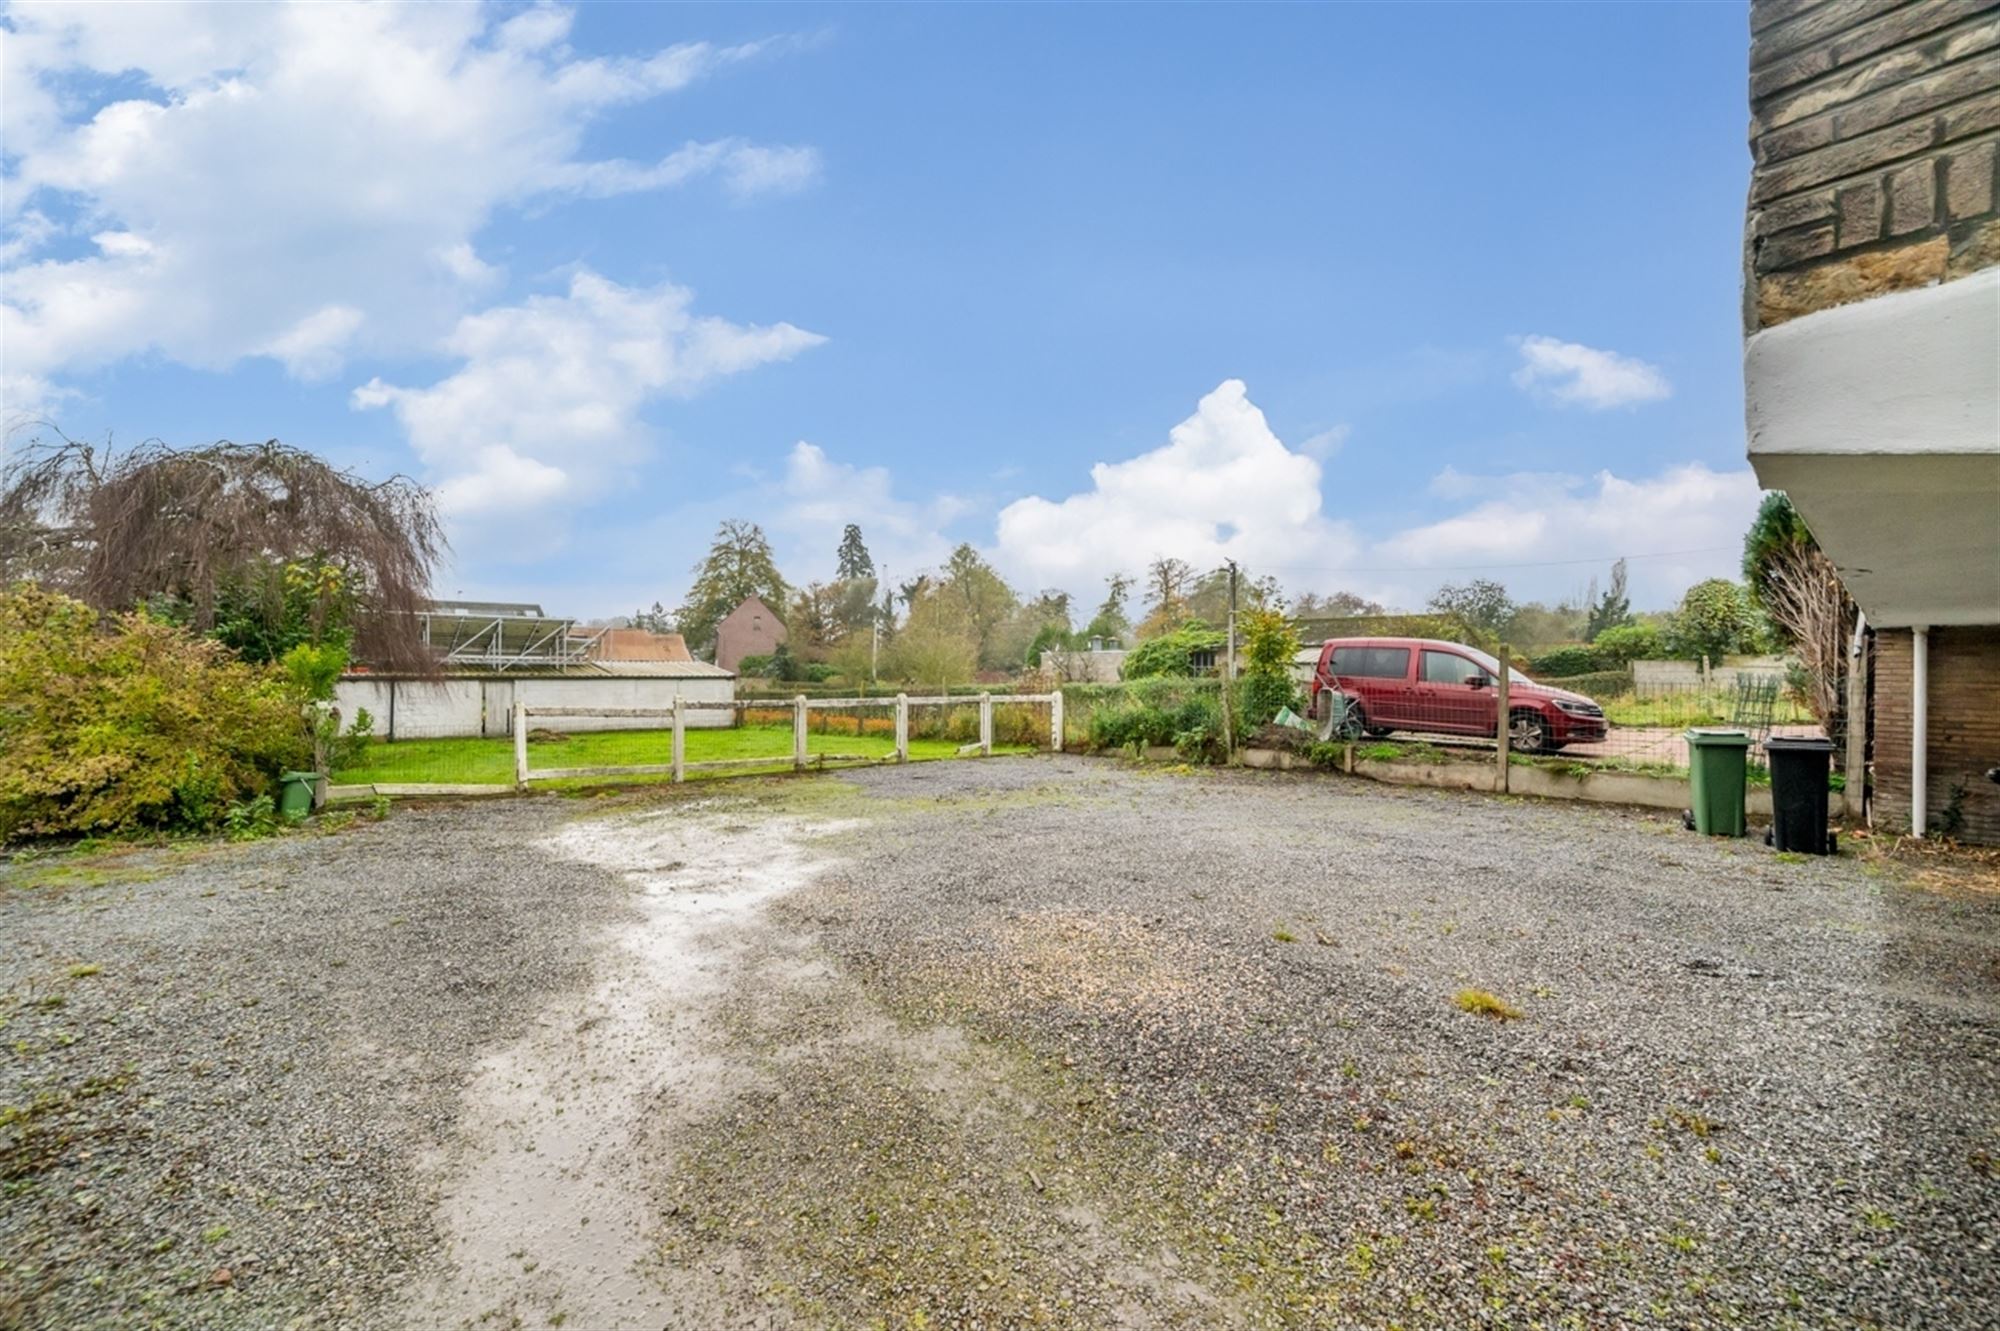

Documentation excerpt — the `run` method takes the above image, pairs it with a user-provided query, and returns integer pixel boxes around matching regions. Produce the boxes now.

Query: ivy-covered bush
[1590,622,1665,666]
[0,584,309,840]
[1527,644,1602,678]
[1122,619,1226,679]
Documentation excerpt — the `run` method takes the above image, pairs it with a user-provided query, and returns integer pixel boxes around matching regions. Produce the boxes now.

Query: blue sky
[2,2,1763,619]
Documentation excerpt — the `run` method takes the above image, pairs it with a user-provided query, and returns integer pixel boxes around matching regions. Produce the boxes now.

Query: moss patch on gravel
[657,949,1349,1329]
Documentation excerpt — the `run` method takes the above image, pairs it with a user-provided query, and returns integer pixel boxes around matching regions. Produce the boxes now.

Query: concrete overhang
[1746,268,2000,628]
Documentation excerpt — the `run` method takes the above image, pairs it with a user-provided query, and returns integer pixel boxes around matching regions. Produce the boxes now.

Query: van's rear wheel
[1509,710,1549,754]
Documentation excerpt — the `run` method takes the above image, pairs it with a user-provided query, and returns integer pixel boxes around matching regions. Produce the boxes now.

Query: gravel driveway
[4,758,1996,1329]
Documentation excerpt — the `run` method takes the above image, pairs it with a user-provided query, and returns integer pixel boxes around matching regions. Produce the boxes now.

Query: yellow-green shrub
[0,584,309,840]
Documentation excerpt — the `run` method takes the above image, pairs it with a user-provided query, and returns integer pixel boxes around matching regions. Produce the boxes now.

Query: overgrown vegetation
[1237,608,1300,727]
[0,435,442,672]
[1120,618,1226,680]
[0,584,308,840]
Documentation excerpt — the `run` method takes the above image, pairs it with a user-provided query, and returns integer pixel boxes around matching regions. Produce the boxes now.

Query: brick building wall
[1747,0,2000,331]
[714,596,786,673]
[1870,627,2000,840]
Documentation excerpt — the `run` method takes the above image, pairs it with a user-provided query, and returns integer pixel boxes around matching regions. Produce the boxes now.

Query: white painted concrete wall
[334,676,735,739]
[1631,656,1789,693]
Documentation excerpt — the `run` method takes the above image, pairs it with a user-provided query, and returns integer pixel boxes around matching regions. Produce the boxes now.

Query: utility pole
[1224,559,1238,756]
[871,566,884,687]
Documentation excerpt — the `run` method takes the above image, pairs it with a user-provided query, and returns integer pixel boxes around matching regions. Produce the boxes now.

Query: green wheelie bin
[279,771,320,821]
[1684,728,1750,837]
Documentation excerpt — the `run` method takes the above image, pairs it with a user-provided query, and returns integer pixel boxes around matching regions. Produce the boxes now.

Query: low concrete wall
[1632,656,1788,693]
[1236,746,1838,820]
[335,675,735,740]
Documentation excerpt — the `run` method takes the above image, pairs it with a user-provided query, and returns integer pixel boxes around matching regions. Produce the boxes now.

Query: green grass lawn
[1599,692,1815,728]
[332,724,1017,787]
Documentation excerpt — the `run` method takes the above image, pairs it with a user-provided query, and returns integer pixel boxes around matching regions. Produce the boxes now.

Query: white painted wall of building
[1745,268,2000,628]
[335,675,735,739]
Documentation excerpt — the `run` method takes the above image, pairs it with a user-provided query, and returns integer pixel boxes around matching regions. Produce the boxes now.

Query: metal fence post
[979,692,993,756]
[1494,646,1511,794]
[1050,690,1064,753]
[895,693,910,763]
[794,695,808,771]
[513,702,529,790]
[671,698,685,784]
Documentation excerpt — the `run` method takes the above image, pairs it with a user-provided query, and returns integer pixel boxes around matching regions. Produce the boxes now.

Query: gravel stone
[4,757,1996,1330]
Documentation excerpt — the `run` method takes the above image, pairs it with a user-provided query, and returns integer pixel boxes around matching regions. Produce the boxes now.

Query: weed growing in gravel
[1452,989,1523,1020]
[1272,927,1298,943]
[66,964,100,979]
[222,795,281,842]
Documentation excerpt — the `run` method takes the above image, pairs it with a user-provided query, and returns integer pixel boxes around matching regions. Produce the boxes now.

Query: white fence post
[671,697,685,784]
[1050,689,1064,753]
[513,702,529,789]
[979,692,993,756]
[794,695,808,771]
[1494,646,1511,794]
[895,693,910,763]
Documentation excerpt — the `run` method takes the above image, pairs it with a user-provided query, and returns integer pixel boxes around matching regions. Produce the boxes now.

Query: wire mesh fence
[1304,657,1819,779]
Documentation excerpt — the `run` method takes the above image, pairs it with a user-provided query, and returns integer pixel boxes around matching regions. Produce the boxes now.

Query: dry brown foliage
[1,433,443,672]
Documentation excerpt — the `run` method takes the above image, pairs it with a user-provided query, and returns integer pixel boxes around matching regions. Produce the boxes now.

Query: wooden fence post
[1050,690,1064,753]
[979,692,993,756]
[895,693,910,763]
[513,702,529,790]
[1494,646,1511,794]
[794,695,809,771]
[671,697,685,784]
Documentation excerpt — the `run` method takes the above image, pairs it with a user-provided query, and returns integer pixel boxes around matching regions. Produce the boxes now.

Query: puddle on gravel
[398,807,859,1331]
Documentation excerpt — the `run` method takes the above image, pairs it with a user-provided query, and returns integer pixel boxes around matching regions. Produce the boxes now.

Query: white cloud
[262,305,365,382]
[1298,424,1351,461]
[774,442,965,581]
[0,2,815,410]
[1511,335,1671,409]
[1372,463,1762,608]
[992,379,1362,602]
[352,270,823,550]
[553,139,822,201]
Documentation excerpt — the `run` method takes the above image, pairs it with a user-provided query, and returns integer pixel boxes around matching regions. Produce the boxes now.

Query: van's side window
[1420,651,1483,685]
[1332,647,1411,679]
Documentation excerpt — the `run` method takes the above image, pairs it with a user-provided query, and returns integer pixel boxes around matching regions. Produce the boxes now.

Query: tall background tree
[677,520,788,657]
[1666,578,1762,663]
[630,601,675,634]
[1427,579,1515,638]
[1085,572,1133,643]
[0,435,442,671]
[1583,559,1632,641]
[1138,556,1195,637]
[937,543,1018,669]
[1293,590,1386,618]
[835,524,875,581]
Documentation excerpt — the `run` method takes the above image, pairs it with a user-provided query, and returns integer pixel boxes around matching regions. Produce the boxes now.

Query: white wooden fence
[513,692,1063,788]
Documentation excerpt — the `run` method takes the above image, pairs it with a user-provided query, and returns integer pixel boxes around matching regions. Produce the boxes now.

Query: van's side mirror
[1469,674,1491,689]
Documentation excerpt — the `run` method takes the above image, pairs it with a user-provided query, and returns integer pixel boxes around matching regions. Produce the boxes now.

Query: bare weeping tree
[0,433,444,672]
[1759,541,1857,736]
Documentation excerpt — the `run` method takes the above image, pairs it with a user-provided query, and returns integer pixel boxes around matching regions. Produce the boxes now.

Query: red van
[1307,637,1606,752]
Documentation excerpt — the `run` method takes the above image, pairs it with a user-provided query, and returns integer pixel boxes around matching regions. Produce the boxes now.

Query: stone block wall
[1747,0,2000,330]
[1871,626,2000,841]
